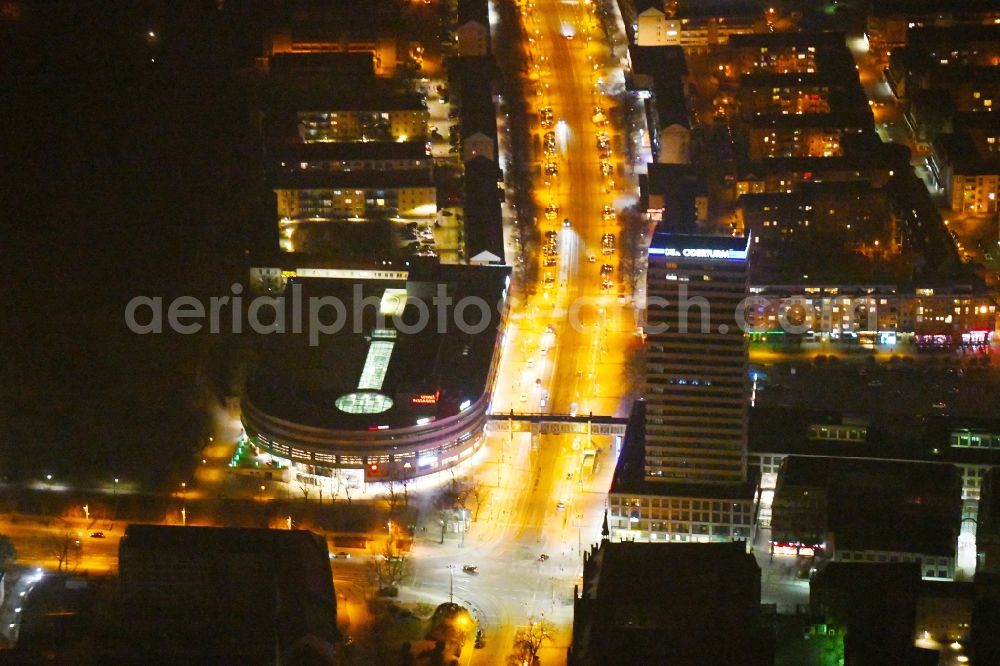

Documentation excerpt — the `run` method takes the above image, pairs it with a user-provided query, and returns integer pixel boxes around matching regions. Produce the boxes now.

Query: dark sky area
[1,1,266,487]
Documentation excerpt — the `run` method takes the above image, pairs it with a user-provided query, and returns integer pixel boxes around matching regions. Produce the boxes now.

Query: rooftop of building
[245,263,509,431]
[774,455,961,556]
[905,23,1000,47]
[934,132,1000,175]
[675,0,761,20]
[627,44,688,79]
[870,0,1000,18]
[463,157,504,260]
[118,524,337,660]
[751,406,1000,467]
[449,56,499,138]
[588,540,760,606]
[457,0,489,26]
[271,168,435,190]
[267,52,376,78]
[572,538,770,665]
[264,140,431,163]
[813,561,921,595]
[728,31,848,50]
[121,524,329,554]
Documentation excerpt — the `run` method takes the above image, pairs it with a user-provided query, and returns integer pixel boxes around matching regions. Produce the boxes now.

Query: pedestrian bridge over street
[486,411,628,436]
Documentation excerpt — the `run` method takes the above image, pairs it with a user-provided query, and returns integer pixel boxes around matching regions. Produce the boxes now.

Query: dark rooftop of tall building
[118,524,338,662]
[570,539,771,665]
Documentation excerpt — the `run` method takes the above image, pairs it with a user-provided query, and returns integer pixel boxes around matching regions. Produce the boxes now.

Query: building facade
[643,233,751,485]
[608,234,758,544]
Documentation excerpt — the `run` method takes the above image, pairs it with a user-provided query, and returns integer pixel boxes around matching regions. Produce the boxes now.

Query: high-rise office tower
[643,233,751,484]
[607,233,756,543]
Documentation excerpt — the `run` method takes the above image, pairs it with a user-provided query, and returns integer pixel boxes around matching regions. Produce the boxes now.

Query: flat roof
[265,141,431,163]
[907,24,1000,46]
[271,169,435,190]
[268,52,375,78]
[246,263,509,431]
[676,0,760,20]
[751,406,1000,467]
[775,456,961,555]
[870,0,999,17]
[464,157,504,260]
[728,31,847,49]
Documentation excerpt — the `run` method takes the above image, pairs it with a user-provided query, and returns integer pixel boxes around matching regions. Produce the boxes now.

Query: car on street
[544,161,558,176]
[545,203,559,220]
[600,161,613,177]
[600,264,613,276]
[538,554,550,561]
[89,531,105,539]
[601,233,616,254]
[562,218,572,227]
[588,254,596,263]
[556,501,565,511]
[462,565,479,574]
[331,551,351,559]
[602,205,615,220]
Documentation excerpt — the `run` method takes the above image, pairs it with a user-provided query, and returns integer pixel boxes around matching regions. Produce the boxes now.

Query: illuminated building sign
[411,391,439,405]
[649,234,752,261]
[771,541,819,557]
[649,247,748,260]
[293,268,409,280]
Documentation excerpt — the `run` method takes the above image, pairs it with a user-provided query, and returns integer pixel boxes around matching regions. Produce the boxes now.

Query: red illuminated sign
[411,391,439,405]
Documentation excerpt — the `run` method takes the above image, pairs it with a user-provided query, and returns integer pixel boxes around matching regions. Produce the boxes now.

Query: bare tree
[508,615,554,666]
[369,532,408,593]
[296,476,312,502]
[339,472,358,506]
[50,532,82,573]
[382,475,402,513]
[465,479,488,522]
[330,471,343,504]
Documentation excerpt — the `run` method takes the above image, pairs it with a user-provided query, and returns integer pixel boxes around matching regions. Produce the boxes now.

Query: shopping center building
[241,261,510,488]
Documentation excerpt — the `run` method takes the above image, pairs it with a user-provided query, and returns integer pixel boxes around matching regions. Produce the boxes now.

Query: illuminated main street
[400,1,638,663]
